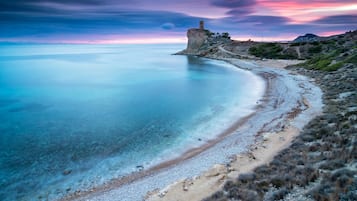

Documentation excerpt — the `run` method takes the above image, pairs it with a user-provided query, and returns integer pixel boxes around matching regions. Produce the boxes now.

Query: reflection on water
[186,55,205,65]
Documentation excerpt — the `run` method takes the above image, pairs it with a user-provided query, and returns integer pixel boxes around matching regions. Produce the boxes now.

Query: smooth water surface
[0,44,264,200]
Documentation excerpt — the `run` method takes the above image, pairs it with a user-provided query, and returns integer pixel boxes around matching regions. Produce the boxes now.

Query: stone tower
[199,20,204,30]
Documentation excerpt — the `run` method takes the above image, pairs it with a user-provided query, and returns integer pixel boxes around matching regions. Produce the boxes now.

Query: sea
[0,44,264,200]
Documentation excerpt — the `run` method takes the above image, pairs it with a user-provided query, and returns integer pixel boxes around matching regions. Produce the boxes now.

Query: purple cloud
[211,0,256,8]
[238,15,289,24]
[0,0,355,42]
[313,15,357,25]
[211,0,257,18]
[226,8,253,17]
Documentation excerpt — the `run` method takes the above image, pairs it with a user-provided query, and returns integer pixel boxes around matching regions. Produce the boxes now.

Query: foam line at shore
[65,58,323,201]
[144,59,266,169]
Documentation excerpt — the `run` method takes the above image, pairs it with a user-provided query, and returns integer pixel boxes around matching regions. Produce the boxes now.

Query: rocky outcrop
[176,29,234,56]
[176,21,236,56]
[186,28,208,53]
[177,28,209,55]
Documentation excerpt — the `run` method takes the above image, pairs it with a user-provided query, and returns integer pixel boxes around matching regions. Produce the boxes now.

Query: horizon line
[0,30,352,45]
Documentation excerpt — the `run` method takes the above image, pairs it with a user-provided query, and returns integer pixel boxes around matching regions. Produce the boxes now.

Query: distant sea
[0,44,264,200]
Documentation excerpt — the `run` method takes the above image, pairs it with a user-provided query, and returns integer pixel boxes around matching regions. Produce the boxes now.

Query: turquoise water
[0,44,264,200]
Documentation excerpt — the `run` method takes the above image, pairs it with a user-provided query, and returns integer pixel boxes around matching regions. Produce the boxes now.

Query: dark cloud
[313,15,357,25]
[211,0,256,8]
[0,0,205,40]
[0,0,135,13]
[0,6,202,38]
[226,8,254,17]
[212,0,257,18]
[0,0,106,8]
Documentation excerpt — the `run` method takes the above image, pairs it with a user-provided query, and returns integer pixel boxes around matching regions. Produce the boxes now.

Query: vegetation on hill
[300,31,357,71]
[205,56,357,201]
[181,28,355,72]
[303,49,356,71]
[249,43,298,59]
[183,30,356,201]
[203,30,356,201]
[248,30,357,71]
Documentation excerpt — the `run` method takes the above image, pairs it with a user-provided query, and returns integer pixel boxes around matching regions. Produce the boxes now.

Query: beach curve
[63,58,323,201]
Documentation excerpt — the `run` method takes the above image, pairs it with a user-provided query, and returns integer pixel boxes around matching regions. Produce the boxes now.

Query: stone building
[199,21,204,30]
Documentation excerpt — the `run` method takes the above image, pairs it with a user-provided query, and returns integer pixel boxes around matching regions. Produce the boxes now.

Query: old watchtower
[199,20,204,30]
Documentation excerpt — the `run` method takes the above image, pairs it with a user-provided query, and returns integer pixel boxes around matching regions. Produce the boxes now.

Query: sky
[0,0,356,43]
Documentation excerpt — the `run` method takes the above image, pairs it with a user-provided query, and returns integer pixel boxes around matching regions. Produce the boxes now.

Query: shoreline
[59,57,266,201]
[65,57,323,201]
[145,58,323,201]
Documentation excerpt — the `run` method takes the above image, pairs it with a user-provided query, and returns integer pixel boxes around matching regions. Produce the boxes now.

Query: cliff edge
[176,20,209,55]
[184,28,209,54]
[176,21,232,56]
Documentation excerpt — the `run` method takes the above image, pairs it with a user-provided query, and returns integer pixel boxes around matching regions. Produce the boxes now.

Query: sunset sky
[1,0,356,43]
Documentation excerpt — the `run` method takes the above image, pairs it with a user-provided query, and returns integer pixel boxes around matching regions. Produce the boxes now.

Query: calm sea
[0,44,264,200]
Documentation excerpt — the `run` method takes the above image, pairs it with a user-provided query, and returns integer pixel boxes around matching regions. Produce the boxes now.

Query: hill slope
[179,30,357,71]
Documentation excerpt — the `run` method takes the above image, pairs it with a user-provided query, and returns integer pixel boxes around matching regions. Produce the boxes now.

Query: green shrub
[222,32,230,39]
[338,40,345,45]
[316,59,331,69]
[325,62,343,71]
[321,40,335,45]
[249,43,285,59]
[290,42,301,46]
[249,46,258,53]
[308,45,322,54]
[345,54,357,64]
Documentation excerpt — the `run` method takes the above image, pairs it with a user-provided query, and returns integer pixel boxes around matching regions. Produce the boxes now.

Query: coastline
[202,61,356,200]
[65,57,323,201]
[146,58,322,201]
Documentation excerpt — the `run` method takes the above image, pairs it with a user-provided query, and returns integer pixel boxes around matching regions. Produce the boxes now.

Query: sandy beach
[145,59,322,201]
[65,58,323,201]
